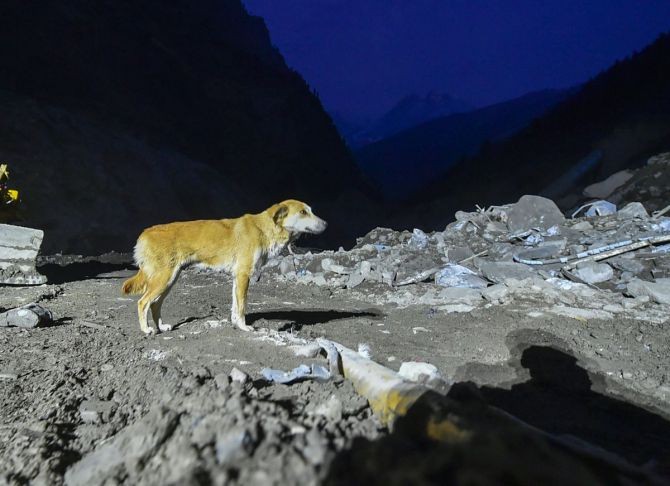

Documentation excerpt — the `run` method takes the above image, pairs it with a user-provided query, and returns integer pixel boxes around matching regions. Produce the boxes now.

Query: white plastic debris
[261,364,330,384]
[523,233,544,246]
[545,225,560,236]
[572,200,616,218]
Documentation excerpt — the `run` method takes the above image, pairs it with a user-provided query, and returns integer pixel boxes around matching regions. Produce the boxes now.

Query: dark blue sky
[243,1,670,120]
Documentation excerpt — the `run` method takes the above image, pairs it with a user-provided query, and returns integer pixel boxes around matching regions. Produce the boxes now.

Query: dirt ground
[2,255,670,484]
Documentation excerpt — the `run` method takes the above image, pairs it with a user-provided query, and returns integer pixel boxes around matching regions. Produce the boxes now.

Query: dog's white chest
[266,242,286,260]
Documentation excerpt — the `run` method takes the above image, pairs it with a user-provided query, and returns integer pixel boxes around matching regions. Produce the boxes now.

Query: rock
[79,399,117,424]
[346,272,365,289]
[583,170,633,199]
[482,284,510,304]
[434,264,488,289]
[437,287,482,306]
[616,202,649,220]
[409,228,428,249]
[279,257,294,275]
[0,303,52,328]
[64,407,178,486]
[647,152,670,166]
[216,428,253,465]
[478,261,536,284]
[571,221,593,231]
[0,224,47,285]
[573,261,614,284]
[549,306,613,321]
[398,361,441,384]
[313,395,343,422]
[229,368,250,385]
[437,304,475,313]
[304,428,328,466]
[321,258,351,275]
[445,246,474,263]
[359,261,372,278]
[626,278,670,305]
[506,195,565,233]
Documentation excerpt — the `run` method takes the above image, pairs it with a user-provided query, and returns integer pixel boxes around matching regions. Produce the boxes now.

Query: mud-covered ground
[2,250,670,484]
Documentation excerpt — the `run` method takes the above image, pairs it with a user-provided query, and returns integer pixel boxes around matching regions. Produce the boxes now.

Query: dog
[122,200,327,335]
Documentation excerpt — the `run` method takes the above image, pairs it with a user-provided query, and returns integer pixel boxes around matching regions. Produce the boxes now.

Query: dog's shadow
[247,308,383,331]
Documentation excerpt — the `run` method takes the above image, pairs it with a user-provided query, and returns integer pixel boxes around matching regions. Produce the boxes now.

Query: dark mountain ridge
[0,0,374,252]
[356,88,572,199]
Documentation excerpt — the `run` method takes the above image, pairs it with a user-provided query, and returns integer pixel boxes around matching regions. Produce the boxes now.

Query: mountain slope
[356,89,571,199]
[0,0,373,253]
[336,92,471,148]
[411,32,670,223]
[364,92,472,143]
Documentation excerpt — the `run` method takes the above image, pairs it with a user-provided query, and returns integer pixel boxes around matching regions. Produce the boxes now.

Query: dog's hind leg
[231,270,253,332]
[151,295,171,332]
[150,268,181,332]
[137,270,173,335]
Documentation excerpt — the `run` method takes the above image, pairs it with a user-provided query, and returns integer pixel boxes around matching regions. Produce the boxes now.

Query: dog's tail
[122,269,147,295]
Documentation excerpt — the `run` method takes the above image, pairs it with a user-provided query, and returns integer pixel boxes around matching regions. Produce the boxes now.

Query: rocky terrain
[2,169,670,483]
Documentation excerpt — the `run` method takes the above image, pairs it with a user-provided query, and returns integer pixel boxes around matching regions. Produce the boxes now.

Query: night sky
[243,0,670,120]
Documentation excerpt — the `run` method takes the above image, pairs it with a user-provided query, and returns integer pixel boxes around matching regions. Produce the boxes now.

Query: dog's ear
[273,205,289,226]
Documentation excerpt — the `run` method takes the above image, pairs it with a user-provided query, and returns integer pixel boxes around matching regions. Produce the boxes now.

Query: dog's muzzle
[311,218,328,234]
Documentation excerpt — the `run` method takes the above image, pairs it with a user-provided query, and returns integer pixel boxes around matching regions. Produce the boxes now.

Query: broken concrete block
[478,261,536,284]
[616,202,649,220]
[626,278,670,305]
[437,287,482,306]
[346,272,365,289]
[0,224,47,285]
[506,195,565,233]
[482,284,510,304]
[434,264,487,289]
[0,303,52,328]
[573,261,614,284]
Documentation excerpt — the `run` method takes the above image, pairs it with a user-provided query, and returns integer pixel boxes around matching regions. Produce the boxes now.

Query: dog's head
[271,200,327,235]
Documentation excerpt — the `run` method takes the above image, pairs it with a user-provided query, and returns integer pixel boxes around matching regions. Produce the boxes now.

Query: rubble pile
[269,194,670,324]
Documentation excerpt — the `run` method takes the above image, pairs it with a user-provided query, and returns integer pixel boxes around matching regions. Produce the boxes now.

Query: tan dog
[122,200,327,335]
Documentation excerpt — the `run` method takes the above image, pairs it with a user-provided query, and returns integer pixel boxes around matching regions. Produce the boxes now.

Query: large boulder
[506,195,565,233]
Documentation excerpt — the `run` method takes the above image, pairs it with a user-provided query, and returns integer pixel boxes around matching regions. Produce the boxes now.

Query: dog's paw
[158,322,173,332]
[232,314,253,332]
[142,327,157,336]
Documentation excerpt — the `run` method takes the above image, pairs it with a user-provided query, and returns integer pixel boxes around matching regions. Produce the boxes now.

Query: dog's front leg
[231,270,253,332]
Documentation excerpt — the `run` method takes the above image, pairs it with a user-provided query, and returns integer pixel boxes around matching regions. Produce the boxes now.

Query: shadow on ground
[247,308,383,331]
[38,261,135,284]
[324,330,670,485]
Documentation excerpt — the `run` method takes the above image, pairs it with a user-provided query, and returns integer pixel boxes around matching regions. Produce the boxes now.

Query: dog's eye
[300,209,307,215]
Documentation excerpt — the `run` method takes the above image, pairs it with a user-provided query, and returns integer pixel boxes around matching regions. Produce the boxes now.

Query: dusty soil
[2,253,670,484]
